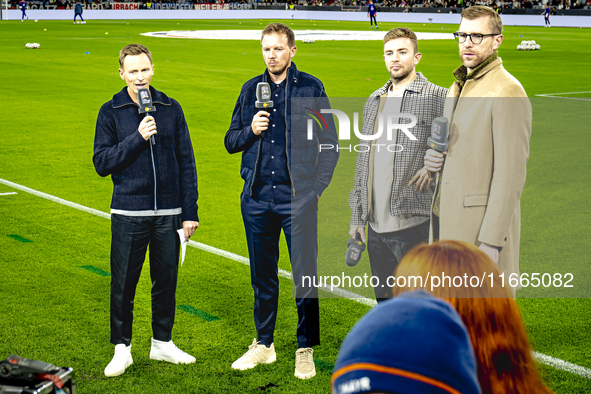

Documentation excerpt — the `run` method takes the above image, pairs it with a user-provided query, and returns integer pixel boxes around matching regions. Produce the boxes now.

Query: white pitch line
[141,29,453,42]
[187,239,377,307]
[2,177,589,378]
[535,91,591,96]
[534,352,591,379]
[0,178,110,219]
[535,91,591,101]
[534,96,591,102]
[0,192,18,196]
[0,177,375,307]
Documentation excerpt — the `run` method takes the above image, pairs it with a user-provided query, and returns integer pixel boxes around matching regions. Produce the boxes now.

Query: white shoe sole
[104,359,133,377]
[150,353,196,364]
[231,353,276,371]
[294,367,316,380]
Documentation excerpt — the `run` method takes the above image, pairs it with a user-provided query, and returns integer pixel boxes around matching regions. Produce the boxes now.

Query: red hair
[391,241,552,394]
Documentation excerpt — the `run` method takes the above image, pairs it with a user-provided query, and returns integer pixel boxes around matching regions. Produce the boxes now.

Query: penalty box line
[2,177,590,379]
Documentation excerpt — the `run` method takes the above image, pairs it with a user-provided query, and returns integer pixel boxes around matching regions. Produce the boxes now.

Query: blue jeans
[367,221,430,302]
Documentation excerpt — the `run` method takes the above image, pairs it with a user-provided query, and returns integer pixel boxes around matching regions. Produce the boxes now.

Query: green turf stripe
[177,305,220,322]
[6,234,33,243]
[314,358,334,372]
[80,265,111,277]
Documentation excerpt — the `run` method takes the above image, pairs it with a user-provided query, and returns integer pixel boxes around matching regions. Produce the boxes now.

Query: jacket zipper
[149,141,158,211]
[285,75,295,196]
[249,95,264,195]
[249,73,268,196]
[249,72,296,197]
[250,138,263,196]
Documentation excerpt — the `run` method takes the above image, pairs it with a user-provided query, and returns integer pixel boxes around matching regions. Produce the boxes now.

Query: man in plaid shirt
[349,28,447,302]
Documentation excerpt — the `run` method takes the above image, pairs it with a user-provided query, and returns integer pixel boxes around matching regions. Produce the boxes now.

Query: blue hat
[332,290,481,394]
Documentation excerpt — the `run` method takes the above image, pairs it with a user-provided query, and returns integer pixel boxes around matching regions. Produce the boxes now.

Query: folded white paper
[177,228,188,266]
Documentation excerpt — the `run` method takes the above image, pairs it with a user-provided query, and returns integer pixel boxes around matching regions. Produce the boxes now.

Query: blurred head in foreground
[332,290,481,394]
[392,240,552,394]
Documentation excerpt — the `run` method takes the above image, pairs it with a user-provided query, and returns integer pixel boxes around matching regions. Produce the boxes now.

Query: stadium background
[0,13,590,394]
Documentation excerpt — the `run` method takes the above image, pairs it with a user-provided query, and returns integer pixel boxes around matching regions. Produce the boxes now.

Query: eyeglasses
[453,32,499,44]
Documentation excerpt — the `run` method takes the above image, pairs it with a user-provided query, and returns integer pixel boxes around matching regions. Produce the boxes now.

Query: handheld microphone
[427,117,449,152]
[137,88,157,145]
[255,82,273,137]
[426,117,449,246]
[346,233,366,267]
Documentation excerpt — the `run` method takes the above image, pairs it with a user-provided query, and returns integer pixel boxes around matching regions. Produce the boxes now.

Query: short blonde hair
[261,22,295,48]
[461,5,503,34]
[119,44,153,69]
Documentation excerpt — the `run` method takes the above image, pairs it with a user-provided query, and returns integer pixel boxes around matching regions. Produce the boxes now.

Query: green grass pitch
[1,18,590,393]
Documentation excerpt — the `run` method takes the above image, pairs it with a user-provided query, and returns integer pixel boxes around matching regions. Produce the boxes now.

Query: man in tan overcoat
[425,6,532,291]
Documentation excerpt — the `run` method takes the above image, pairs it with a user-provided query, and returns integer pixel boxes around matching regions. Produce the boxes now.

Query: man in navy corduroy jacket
[93,44,199,378]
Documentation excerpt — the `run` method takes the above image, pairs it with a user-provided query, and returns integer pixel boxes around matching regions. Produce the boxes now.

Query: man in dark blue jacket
[93,44,199,377]
[19,0,27,21]
[73,1,85,24]
[225,23,338,380]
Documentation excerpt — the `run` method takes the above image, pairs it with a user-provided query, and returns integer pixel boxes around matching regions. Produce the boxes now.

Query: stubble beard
[268,62,289,76]
[461,54,483,70]
[389,66,412,82]
[461,48,494,71]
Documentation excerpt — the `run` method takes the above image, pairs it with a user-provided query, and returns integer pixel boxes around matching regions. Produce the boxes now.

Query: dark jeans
[110,214,181,346]
[241,190,320,349]
[367,220,430,303]
[370,14,377,26]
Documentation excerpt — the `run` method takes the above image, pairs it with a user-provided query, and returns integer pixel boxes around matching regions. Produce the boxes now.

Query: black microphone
[426,117,449,245]
[137,88,157,145]
[255,82,273,137]
[346,233,366,267]
[427,117,449,152]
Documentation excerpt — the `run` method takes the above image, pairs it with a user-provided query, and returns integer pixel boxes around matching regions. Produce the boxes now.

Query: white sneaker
[104,344,133,377]
[294,347,316,380]
[231,339,276,371]
[149,338,196,364]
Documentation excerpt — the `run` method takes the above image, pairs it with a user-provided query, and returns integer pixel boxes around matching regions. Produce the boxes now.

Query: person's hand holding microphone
[252,82,274,137]
[138,115,157,141]
[251,111,270,136]
[137,88,157,144]
[424,117,449,173]
[424,148,446,173]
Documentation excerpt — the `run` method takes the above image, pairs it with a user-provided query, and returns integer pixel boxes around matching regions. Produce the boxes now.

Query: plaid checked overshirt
[349,72,447,227]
